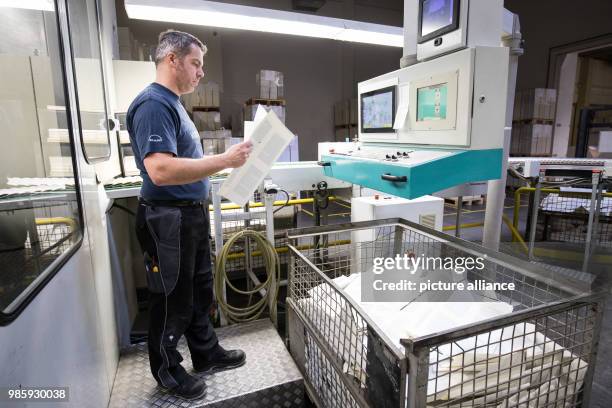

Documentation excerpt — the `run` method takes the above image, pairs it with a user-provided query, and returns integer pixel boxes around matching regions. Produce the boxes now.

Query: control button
[385,154,391,159]
[391,155,397,160]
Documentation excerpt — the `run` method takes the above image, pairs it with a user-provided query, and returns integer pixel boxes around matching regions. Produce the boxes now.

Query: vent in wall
[419,214,436,229]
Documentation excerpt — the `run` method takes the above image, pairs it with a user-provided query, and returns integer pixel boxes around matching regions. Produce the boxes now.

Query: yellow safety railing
[35,217,76,232]
[209,196,338,212]
[224,239,351,261]
[442,215,529,254]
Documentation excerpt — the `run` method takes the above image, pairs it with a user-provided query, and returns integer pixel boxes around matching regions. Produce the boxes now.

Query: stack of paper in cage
[256,70,284,99]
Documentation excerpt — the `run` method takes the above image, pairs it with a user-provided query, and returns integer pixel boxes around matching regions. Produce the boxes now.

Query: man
[127,30,252,400]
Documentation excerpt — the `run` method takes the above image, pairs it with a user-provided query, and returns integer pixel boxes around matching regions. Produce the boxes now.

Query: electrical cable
[109,202,136,216]
[273,189,291,214]
[213,229,280,324]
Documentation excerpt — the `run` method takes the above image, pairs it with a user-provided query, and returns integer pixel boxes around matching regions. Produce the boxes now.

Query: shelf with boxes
[244,70,287,124]
[240,69,298,162]
[510,88,557,157]
[243,98,286,124]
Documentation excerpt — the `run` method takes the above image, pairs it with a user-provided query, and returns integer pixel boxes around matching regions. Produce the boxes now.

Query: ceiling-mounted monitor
[418,0,460,43]
[417,0,468,61]
[360,85,396,134]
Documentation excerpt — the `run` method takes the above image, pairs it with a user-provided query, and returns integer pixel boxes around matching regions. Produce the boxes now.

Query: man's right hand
[223,141,253,168]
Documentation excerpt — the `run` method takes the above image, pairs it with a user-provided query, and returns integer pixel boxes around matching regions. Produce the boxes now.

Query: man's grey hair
[154,30,207,66]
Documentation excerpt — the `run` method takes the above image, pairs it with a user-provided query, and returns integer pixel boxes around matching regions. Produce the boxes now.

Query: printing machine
[317,0,515,205]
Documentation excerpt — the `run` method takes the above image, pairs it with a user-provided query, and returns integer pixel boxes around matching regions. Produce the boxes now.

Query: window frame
[0,0,86,326]
[65,0,112,165]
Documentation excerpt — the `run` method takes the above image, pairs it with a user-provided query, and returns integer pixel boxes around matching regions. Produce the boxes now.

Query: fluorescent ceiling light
[0,0,54,11]
[125,0,403,47]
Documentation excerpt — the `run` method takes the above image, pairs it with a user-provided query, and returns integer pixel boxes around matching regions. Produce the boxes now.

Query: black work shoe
[193,347,246,373]
[160,375,207,400]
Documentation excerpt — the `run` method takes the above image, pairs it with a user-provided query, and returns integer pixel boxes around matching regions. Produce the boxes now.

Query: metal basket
[285,219,605,408]
[535,190,612,248]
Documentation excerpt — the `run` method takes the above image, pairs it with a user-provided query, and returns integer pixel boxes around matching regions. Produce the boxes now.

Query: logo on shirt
[148,134,163,142]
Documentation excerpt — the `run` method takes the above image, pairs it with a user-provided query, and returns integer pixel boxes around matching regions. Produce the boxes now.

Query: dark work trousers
[135,202,219,388]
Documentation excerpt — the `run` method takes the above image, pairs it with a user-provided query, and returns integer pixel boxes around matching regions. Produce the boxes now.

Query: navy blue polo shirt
[127,82,209,201]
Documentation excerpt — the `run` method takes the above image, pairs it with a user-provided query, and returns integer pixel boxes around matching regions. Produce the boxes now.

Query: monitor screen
[361,86,396,133]
[417,83,448,121]
[420,0,457,41]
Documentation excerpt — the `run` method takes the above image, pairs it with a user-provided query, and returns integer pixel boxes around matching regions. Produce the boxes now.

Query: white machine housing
[417,0,503,61]
[352,194,444,231]
[358,46,509,150]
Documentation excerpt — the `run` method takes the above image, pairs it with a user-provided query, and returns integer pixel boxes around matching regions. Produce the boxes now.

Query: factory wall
[504,0,612,90]
[114,0,402,160]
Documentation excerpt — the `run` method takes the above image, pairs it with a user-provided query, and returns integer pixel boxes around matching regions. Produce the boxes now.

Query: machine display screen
[420,0,457,40]
[361,86,396,133]
[417,83,448,121]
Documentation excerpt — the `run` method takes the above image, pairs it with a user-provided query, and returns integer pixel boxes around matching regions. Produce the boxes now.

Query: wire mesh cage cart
[285,219,606,408]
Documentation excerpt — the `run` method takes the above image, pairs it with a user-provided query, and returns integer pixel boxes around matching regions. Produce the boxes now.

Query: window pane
[0,4,83,315]
[66,0,111,163]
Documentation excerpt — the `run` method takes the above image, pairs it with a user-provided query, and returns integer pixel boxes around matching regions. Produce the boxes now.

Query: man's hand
[222,141,253,168]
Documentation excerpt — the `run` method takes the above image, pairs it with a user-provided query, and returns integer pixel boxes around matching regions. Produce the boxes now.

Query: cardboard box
[193,111,221,131]
[245,104,286,124]
[256,70,284,100]
[516,88,557,121]
[545,89,557,120]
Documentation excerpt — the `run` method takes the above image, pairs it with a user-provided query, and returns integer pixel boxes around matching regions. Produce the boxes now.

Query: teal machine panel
[317,47,509,200]
[320,148,502,199]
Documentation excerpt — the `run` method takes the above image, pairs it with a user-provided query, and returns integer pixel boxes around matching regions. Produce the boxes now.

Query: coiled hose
[213,229,280,324]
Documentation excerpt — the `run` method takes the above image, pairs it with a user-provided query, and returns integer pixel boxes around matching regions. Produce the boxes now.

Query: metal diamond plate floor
[109,319,304,408]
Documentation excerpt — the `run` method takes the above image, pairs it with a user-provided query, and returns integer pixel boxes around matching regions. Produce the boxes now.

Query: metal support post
[211,182,227,325]
[483,13,523,250]
[406,346,430,408]
[528,172,543,260]
[211,183,223,257]
[264,192,275,243]
[455,196,463,238]
[583,171,602,272]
